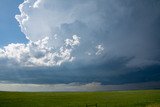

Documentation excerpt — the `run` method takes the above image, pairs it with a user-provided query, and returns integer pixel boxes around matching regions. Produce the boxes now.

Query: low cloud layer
[0,82,159,92]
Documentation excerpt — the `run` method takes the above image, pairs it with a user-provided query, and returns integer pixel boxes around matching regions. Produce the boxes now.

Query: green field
[0,90,160,107]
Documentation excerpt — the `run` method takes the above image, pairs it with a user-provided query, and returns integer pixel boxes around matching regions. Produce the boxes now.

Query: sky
[0,0,160,91]
[0,0,27,47]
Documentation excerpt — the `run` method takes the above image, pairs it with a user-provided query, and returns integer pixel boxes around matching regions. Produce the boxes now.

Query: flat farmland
[0,90,160,107]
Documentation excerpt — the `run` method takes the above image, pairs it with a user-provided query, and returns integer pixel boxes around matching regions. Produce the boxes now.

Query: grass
[0,90,160,107]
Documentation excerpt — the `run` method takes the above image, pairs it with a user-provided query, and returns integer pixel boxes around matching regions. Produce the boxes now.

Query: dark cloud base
[0,64,160,85]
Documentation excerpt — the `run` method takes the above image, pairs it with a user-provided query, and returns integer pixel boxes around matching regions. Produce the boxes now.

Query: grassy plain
[0,90,160,107]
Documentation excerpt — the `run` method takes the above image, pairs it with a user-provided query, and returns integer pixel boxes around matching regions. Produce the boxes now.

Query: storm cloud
[0,0,160,90]
[14,0,160,68]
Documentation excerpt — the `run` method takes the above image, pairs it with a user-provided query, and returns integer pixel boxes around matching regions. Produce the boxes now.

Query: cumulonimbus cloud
[14,0,160,68]
[1,0,160,68]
